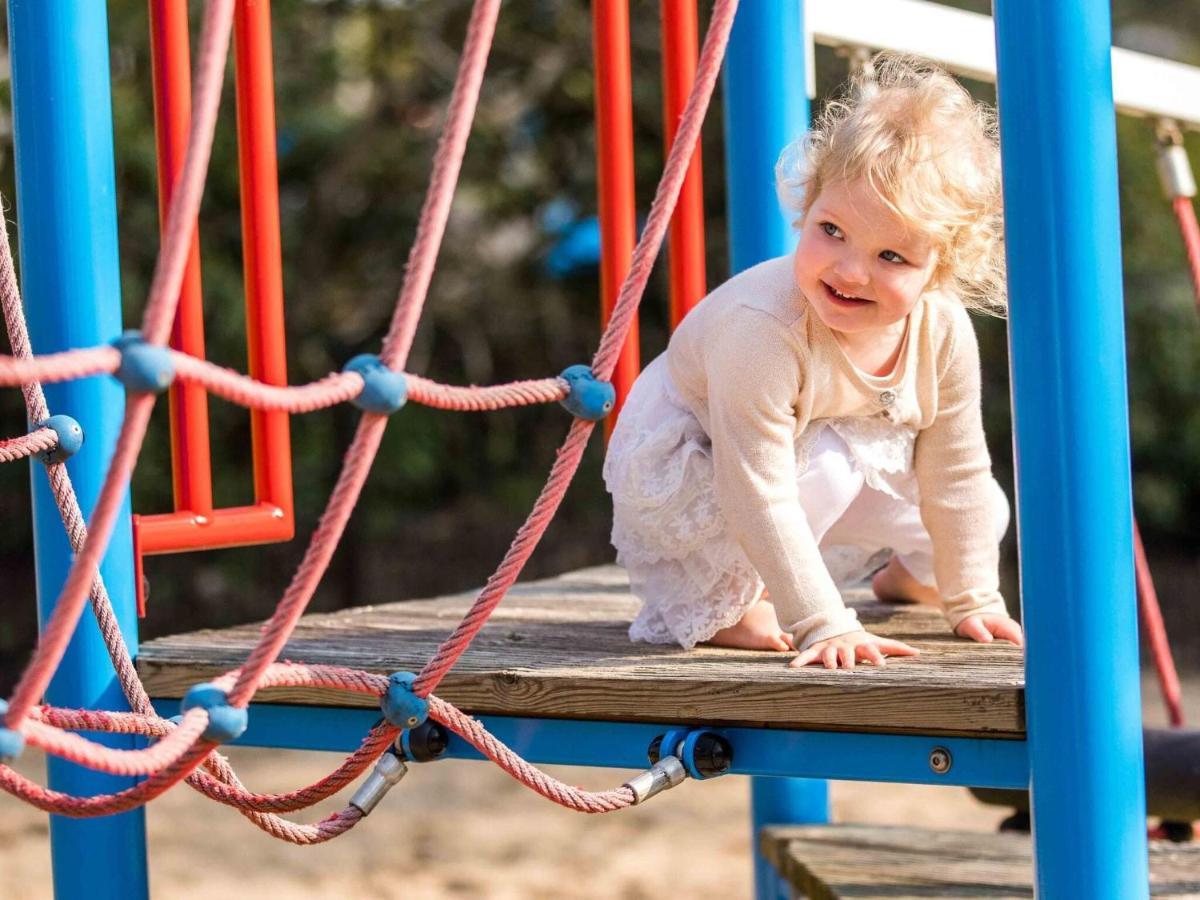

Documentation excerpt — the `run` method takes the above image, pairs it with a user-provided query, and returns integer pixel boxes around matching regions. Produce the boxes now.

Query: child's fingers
[993,619,1024,647]
[838,645,856,669]
[789,647,820,668]
[822,645,839,669]
[860,644,886,667]
[956,617,993,643]
[877,638,920,657]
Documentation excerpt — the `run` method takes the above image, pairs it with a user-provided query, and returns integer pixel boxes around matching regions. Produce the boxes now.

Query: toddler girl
[603,53,1023,669]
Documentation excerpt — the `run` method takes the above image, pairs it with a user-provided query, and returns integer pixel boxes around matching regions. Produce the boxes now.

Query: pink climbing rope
[413,0,739,698]
[380,0,501,372]
[169,350,568,413]
[0,347,120,386]
[223,0,503,710]
[0,427,57,463]
[1174,195,1200,312]
[21,707,211,777]
[0,0,740,833]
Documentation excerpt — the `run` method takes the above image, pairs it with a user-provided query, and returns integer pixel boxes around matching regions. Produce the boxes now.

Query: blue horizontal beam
[149,700,1028,789]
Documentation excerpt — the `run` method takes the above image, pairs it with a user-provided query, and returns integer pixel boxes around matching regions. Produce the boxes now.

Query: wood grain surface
[760,825,1200,899]
[138,565,1025,737]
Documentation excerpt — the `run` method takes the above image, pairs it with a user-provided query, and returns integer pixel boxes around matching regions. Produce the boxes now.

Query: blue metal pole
[723,3,825,898]
[8,2,148,897]
[993,2,1148,897]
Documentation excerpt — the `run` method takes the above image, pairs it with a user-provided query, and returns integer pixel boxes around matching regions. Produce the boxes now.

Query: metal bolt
[929,746,953,775]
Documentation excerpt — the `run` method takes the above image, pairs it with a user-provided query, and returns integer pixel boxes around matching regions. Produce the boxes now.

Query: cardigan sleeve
[704,307,863,650]
[912,308,1010,628]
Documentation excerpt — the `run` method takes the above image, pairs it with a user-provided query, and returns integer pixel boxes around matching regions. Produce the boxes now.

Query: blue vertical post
[723,3,826,899]
[8,2,148,898]
[993,2,1148,897]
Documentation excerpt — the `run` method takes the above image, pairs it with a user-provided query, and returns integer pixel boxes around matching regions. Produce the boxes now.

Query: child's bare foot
[871,556,940,607]
[707,599,794,652]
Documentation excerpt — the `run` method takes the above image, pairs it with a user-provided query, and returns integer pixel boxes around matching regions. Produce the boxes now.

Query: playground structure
[2,1,1200,898]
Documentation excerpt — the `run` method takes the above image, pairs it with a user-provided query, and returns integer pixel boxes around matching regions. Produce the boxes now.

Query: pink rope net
[0,0,741,842]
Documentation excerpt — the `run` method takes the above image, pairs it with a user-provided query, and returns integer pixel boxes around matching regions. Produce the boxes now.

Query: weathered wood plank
[138,565,1025,737]
[760,825,1200,899]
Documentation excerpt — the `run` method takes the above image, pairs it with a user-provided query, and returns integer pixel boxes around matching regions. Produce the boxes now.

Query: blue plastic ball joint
[180,683,248,744]
[380,672,429,730]
[559,365,616,420]
[0,700,24,764]
[112,329,175,394]
[343,354,408,414]
[35,414,85,464]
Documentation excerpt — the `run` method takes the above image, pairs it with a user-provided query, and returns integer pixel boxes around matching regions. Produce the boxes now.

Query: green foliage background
[0,0,1197,684]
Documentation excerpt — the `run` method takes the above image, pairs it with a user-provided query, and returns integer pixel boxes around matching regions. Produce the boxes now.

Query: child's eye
[879,249,907,264]
[819,221,842,239]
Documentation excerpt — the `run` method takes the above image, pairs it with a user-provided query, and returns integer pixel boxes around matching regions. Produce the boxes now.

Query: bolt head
[929,747,953,774]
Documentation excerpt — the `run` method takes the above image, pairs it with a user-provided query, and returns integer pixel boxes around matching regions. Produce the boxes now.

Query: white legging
[802,427,1010,587]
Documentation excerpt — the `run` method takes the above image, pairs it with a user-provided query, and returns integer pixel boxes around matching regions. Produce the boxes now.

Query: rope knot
[112,330,175,394]
[558,365,615,420]
[0,700,25,763]
[343,354,408,414]
[380,672,428,729]
[35,415,84,464]
[181,683,247,744]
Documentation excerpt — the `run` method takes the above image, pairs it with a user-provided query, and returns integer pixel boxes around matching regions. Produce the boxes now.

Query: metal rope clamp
[349,721,449,816]
[624,728,733,804]
[1155,119,1197,200]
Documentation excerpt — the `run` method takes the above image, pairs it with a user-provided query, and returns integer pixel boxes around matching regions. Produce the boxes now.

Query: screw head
[929,746,953,774]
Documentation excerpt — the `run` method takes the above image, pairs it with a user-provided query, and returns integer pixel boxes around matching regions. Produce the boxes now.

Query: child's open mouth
[822,281,871,307]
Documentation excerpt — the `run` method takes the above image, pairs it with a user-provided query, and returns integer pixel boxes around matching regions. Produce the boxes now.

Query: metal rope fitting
[180,682,248,744]
[112,330,175,394]
[380,672,429,730]
[648,728,734,779]
[558,365,615,420]
[0,700,24,764]
[624,755,686,804]
[398,721,449,763]
[349,748,409,815]
[35,415,84,465]
[1155,119,1197,200]
[343,353,408,414]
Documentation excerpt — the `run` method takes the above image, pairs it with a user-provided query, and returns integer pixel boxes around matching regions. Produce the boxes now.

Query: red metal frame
[135,0,294,614]
[592,0,639,435]
[661,0,708,327]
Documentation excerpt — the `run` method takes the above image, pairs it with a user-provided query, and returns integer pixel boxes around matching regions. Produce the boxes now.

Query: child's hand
[954,613,1023,646]
[788,630,920,669]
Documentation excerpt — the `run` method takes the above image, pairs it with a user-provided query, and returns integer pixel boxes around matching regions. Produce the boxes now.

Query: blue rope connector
[559,365,615,420]
[0,700,24,764]
[112,330,175,394]
[380,672,428,730]
[35,415,84,465]
[343,354,408,414]
[181,683,248,744]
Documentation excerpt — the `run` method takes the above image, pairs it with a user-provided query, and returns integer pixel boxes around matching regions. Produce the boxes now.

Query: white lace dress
[603,353,923,649]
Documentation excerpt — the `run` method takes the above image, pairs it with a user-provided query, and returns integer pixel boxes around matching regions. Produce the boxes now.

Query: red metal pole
[593,0,640,434]
[147,0,214,518]
[661,0,708,328]
[232,0,294,525]
[136,0,294,571]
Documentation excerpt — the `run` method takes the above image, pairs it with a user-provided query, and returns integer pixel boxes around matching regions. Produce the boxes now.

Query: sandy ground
[2,671,1196,900]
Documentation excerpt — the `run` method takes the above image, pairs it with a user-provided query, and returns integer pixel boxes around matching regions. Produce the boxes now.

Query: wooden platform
[760,825,1200,898]
[138,565,1025,738]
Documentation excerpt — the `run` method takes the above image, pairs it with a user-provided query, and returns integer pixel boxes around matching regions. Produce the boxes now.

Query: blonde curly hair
[777,52,1006,316]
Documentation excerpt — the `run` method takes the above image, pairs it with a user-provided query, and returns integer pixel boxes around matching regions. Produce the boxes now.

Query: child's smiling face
[793,178,940,340]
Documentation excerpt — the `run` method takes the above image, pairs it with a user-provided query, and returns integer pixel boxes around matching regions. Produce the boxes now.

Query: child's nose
[834,256,870,286]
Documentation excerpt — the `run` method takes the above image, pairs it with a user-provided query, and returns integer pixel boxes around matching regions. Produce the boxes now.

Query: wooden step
[760,825,1200,899]
[137,565,1025,737]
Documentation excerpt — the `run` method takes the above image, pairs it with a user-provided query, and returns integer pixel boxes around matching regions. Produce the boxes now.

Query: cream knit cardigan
[666,255,1008,650]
